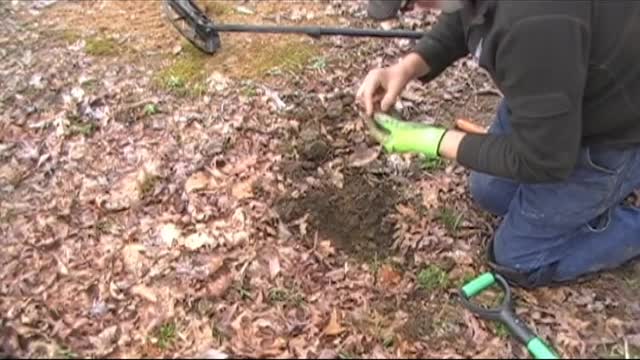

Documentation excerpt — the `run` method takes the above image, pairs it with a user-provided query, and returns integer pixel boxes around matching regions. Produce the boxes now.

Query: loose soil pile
[276,168,398,260]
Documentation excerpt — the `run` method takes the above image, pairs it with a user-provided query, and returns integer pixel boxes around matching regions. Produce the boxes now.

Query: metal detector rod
[210,24,425,39]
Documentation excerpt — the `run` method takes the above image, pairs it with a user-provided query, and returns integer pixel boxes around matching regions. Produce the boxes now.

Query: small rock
[158,223,181,247]
[299,127,319,143]
[122,244,149,277]
[29,73,45,89]
[71,87,85,102]
[201,348,229,359]
[185,171,211,193]
[302,140,329,162]
[380,19,398,31]
[348,146,380,168]
[341,94,355,106]
[180,232,217,251]
[202,138,225,157]
[326,99,343,119]
[301,160,317,171]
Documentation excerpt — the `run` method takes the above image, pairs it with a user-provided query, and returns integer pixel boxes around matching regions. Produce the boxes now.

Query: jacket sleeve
[412,10,469,82]
[457,16,590,183]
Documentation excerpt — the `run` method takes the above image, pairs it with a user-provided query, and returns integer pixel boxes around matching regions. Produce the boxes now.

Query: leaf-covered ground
[2,0,640,358]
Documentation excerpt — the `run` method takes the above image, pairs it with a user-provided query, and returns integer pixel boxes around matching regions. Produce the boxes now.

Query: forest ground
[2,1,640,358]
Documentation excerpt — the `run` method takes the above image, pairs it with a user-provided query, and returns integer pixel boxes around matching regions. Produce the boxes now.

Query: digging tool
[459,272,559,359]
[163,0,425,55]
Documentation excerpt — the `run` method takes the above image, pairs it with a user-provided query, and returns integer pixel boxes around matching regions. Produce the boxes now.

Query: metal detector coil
[164,0,221,54]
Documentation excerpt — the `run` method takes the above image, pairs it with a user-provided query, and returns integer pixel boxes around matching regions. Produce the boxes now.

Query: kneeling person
[357,0,640,288]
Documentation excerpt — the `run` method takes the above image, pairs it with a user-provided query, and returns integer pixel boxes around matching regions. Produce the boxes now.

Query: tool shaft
[211,24,425,39]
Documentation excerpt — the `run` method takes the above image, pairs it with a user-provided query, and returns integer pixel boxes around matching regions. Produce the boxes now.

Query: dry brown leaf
[395,204,417,219]
[205,254,225,275]
[54,254,69,276]
[130,284,158,303]
[605,317,625,338]
[288,336,310,358]
[278,222,292,241]
[122,244,148,276]
[557,332,585,354]
[371,345,391,359]
[207,272,234,298]
[347,146,380,167]
[181,232,217,251]
[185,171,211,193]
[225,155,257,175]
[231,178,254,199]
[318,240,336,257]
[379,264,402,289]
[200,348,229,359]
[103,171,141,211]
[0,162,22,184]
[473,338,506,359]
[89,325,120,355]
[158,223,181,247]
[323,308,345,336]
[464,311,489,345]
[268,256,281,279]
[317,349,338,359]
[421,181,440,209]
[627,334,640,348]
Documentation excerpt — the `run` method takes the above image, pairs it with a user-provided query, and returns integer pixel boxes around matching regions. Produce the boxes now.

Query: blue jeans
[469,100,640,287]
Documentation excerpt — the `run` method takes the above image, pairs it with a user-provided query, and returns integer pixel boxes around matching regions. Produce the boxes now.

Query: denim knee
[468,171,515,216]
[490,230,559,289]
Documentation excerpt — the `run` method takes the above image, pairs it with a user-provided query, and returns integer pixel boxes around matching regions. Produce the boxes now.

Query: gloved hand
[368,112,448,158]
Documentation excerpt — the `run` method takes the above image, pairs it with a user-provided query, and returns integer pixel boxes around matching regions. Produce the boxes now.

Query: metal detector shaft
[164,0,425,54]
[210,24,425,39]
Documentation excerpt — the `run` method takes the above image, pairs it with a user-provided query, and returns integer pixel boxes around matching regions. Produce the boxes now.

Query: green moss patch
[85,36,121,57]
[417,265,450,290]
[155,43,208,96]
[249,40,319,76]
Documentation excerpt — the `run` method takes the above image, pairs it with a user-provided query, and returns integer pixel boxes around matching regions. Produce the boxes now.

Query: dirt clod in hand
[276,169,397,260]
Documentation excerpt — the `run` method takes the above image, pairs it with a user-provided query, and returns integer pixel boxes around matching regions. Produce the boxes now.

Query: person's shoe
[367,0,407,21]
[485,240,538,289]
[485,238,599,289]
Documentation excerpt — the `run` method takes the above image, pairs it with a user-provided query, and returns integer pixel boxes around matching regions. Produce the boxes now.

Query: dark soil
[275,168,398,261]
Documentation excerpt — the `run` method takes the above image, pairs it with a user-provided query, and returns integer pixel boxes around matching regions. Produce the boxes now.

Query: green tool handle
[461,272,496,298]
[502,311,558,359]
[460,273,559,359]
[528,338,559,359]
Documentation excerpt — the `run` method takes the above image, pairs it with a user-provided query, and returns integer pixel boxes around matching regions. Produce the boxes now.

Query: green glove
[368,112,447,158]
